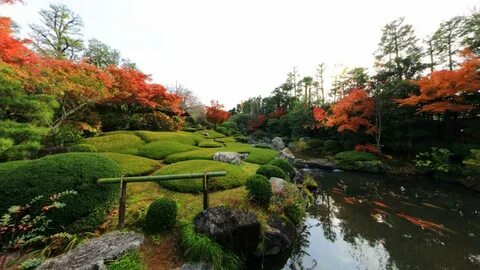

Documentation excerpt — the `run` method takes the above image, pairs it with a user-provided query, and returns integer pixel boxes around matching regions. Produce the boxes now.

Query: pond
[258,170,480,270]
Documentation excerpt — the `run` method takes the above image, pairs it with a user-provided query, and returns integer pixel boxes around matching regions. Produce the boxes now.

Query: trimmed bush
[198,140,222,148]
[245,174,272,205]
[101,152,159,176]
[68,143,97,152]
[145,198,177,233]
[154,160,258,192]
[182,127,197,132]
[269,158,296,180]
[138,141,197,159]
[0,153,121,231]
[334,151,377,162]
[256,165,288,180]
[83,133,145,155]
[234,135,248,143]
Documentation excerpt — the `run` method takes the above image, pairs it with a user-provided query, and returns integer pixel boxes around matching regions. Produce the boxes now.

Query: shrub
[43,125,83,147]
[198,140,222,148]
[302,175,318,190]
[0,190,77,253]
[0,120,47,161]
[139,141,197,159]
[268,158,296,180]
[334,151,377,162]
[250,130,268,140]
[415,147,453,174]
[19,258,44,270]
[256,165,288,180]
[178,221,241,270]
[234,135,248,143]
[68,143,97,152]
[214,126,229,136]
[284,202,306,225]
[0,153,121,231]
[253,144,272,149]
[355,144,380,154]
[245,174,272,205]
[145,198,177,233]
[306,139,324,151]
[324,140,339,152]
[195,130,226,139]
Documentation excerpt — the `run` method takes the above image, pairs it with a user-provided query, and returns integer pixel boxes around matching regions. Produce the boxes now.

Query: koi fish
[396,213,455,234]
[344,197,355,205]
[373,200,389,209]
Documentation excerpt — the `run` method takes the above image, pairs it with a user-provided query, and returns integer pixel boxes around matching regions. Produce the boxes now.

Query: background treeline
[215,12,480,162]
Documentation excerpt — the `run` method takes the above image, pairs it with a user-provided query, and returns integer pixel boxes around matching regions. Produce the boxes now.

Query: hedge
[83,133,145,155]
[256,165,289,180]
[334,151,377,162]
[0,153,121,231]
[268,158,296,180]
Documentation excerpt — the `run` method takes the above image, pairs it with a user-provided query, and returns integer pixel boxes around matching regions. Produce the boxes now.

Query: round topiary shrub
[256,165,288,180]
[268,159,296,180]
[245,174,272,205]
[0,153,121,231]
[145,198,177,233]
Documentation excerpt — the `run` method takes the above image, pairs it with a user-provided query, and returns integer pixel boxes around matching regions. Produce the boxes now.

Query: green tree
[29,4,84,59]
[432,16,465,70]
[375,17,424,80]
[462,9,480,54]
[84,38,120,68]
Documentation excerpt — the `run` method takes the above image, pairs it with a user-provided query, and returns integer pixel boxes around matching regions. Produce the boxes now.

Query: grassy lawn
[100,153,161,176]
[134,131,203,145]
[153,160,259,193]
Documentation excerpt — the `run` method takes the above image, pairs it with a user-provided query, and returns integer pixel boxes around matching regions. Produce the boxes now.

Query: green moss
[194,130,226,139]
[0,153,121,231]
[68,143,97,152]
[134,131,202,145]
[138,141,198,159]
[198,140,222,148]
[107,250,144,270]
[334,151,377,162]
[153,160,258,193]
[164,142,277,165]
[101,152,160,176]
[83,133,145,155]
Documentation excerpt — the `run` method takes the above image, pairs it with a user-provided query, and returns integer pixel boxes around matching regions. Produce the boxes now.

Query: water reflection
[279,170,480,270]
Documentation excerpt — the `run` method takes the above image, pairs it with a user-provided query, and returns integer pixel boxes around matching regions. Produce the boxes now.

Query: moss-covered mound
[153,160,258,193]
[198,140,223,148]
[0,153,121,231]
[139,141,198,159]
[134,130,202,145]
[83,133,145,155]
[101,152,160,176]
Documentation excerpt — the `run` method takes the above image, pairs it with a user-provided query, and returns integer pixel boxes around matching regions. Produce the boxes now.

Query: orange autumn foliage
[397,50,480,113]
[0,17,36,65]
[248,114,266,131]
[326,88,376,134]
[205,100,230,126]
[355,144,380,154]
[268,107,285,119]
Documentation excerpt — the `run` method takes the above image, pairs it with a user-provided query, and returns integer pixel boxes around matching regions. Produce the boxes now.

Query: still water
[274,170,480,270]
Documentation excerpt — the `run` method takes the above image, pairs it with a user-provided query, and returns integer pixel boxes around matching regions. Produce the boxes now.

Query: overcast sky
[1,0,478,108]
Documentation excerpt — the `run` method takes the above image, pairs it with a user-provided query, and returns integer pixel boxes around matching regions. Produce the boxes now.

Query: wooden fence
[98,171,227,228]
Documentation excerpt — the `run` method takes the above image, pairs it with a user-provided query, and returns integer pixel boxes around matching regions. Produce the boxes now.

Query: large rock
[278,148,295,164]
[38,231,144,270]
[213,152,248,164]
[270,177,288,195]
[294,158,337,170]
[271,137,285,151]
[255,215,296,256]
[194,206,261,255]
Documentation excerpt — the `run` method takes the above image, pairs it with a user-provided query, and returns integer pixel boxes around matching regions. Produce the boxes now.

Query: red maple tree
[268,107,285,119]
[248,114,266,131]
[205,100,230,126]
[326,88,376,134]
[397,50,480,113]
[0,17,36,65]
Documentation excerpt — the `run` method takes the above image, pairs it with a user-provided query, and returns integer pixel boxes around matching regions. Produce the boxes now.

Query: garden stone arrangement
[38,231,144,270]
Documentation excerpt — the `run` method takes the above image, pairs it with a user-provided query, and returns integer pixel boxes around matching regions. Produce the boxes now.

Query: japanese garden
[0,1,479,269]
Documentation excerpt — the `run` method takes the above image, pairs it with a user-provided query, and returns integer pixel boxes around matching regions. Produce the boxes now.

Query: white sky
[1,0,478,108]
